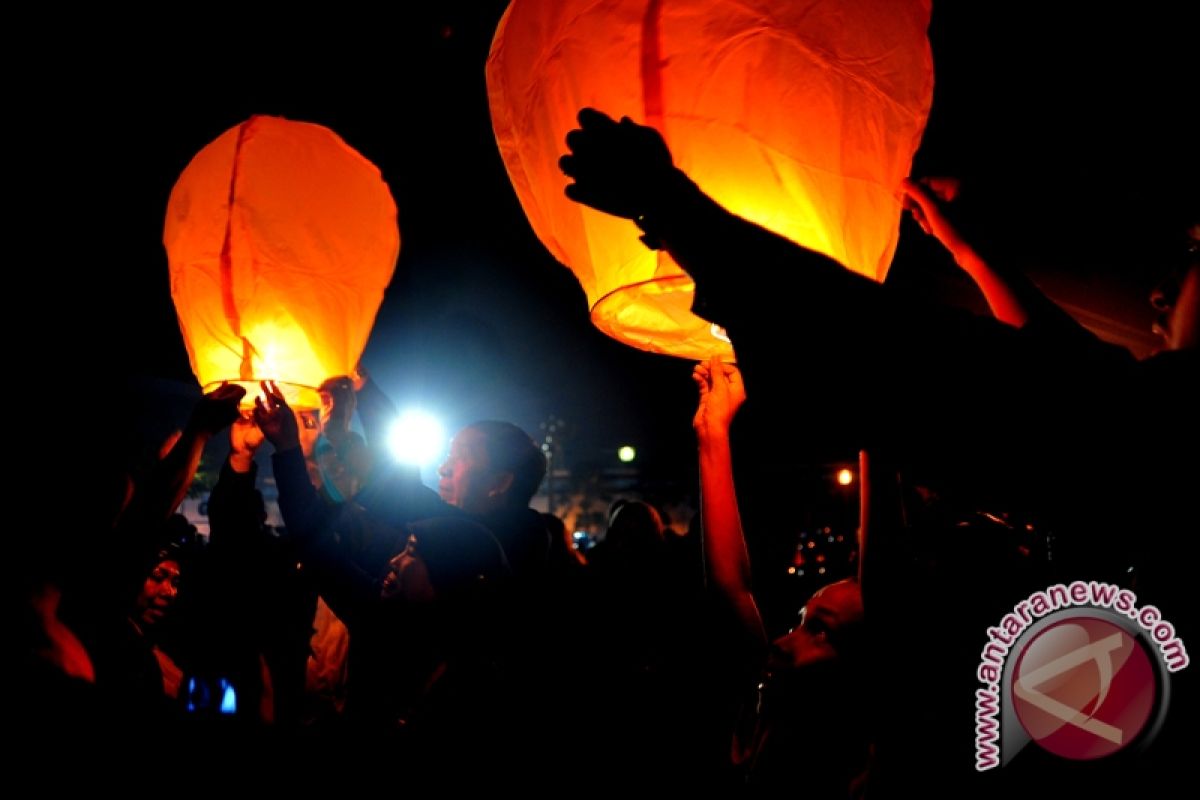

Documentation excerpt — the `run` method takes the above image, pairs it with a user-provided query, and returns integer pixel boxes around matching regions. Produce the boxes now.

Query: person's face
[134,559,182,629]
[380,536,436,603]
[1151,263,1200,352]
[317,377,355,432]
[768,580,863,672]
[437,428,498,513]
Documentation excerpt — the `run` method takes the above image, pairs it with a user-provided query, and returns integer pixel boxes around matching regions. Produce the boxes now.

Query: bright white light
[617,445,636,463]
[388,411,445,466]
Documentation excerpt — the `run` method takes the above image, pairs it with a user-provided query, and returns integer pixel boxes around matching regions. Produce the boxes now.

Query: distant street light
[617,445,636,463]
[836,468,854,486]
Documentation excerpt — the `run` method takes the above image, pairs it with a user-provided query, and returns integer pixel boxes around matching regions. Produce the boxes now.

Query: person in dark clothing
[262,378,553,584]
[693,355,869,796]
[559,109,1196,795]
[202,413,315,726]
[311,371,450,571]
[252,384,519,724]
[59,384,244,724]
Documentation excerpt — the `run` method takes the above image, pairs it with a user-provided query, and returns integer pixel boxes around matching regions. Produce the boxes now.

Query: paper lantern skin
[488,0,933,360]
[164,115,398,409]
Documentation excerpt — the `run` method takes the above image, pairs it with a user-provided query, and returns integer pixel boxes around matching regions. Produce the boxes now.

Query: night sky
[32,1,1196,481]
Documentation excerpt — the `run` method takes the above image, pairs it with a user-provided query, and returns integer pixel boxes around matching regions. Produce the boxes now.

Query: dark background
[25,1,1197,483]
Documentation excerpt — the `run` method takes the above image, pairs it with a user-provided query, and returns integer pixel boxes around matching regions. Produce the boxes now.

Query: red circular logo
[1012,617,1156,760]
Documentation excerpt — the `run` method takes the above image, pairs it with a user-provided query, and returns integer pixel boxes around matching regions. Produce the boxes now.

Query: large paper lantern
[164,115,398,409]
[488,0,933,360]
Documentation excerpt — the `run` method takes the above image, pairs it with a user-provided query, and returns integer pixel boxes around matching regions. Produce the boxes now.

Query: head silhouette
[437,421,546,514]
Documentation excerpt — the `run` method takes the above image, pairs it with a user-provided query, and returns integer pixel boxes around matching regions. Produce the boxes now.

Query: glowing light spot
[388,411,445,466]
[220,680,237,714]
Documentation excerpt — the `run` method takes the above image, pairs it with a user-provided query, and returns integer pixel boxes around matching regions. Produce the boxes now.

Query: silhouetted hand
[692,355,746,442]
[252,381,301,452]
[559,108,678,222]
[351,362,369,393]
[188,383,247,437]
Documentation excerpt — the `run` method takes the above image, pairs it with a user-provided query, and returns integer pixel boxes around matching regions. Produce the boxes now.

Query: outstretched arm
[118,382,245,534]
[559,108,908,428]
[901,177,1082,331]
[253,381,380,628]
[693,356,767,658]
[557,109,1141,473]
[207,413,268,549]
[559,109,877,326]
[254,381,330,545]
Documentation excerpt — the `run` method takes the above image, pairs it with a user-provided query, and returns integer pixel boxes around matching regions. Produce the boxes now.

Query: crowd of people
[19,45,1196,799]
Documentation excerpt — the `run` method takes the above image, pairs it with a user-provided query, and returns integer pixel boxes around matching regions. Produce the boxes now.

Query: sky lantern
[488,0,933,360]
[164,115,398,409]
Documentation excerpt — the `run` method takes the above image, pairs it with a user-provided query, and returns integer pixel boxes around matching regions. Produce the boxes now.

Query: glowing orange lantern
[488,0,933,360]
[164,115,398,408]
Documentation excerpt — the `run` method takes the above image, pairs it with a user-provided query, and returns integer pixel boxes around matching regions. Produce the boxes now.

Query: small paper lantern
[164,115,398,408]
[488,0,933,360]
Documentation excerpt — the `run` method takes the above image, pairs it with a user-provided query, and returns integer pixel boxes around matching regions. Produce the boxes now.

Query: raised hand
[902,175,1043,327]
[252,381,301,452]
[350,362,369,393]
[901,177,970,255]
[692,355,746,441]
[559,108,678,221]
[187,382,247,437]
